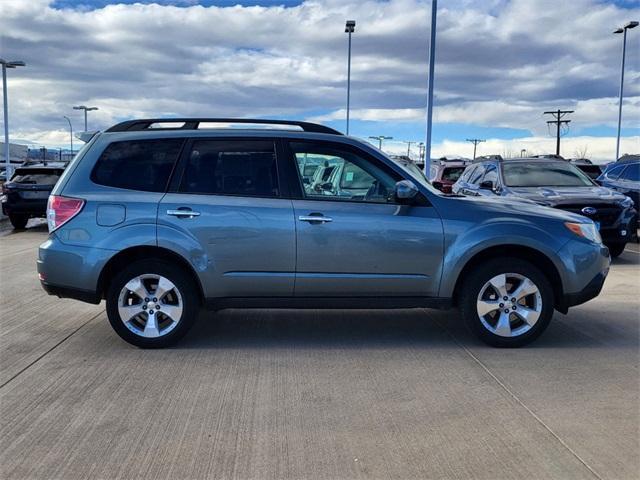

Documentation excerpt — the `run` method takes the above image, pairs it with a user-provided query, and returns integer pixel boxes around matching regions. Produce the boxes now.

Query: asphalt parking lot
[0,221,638,480]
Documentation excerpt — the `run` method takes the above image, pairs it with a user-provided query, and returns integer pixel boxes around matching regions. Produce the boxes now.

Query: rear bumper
[40,281,101,304]
[2,200,47,217]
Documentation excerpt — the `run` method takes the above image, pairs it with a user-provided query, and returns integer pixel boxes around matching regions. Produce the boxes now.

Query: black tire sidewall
[460,258,554,348]
[9,214,28,229]
[106,259,199,348]
[605,242,626,258]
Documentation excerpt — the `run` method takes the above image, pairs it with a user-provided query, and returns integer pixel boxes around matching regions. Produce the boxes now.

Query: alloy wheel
[117,274,183,338]
[476,273,542,338]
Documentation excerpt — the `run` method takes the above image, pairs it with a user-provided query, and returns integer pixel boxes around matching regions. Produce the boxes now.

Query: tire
[9,214,28,230]
[605,242,626,258]
[459,258,554,347]
[106,259,200,348]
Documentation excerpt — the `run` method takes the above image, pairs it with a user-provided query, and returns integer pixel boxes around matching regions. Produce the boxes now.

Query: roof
[105,118,342,135]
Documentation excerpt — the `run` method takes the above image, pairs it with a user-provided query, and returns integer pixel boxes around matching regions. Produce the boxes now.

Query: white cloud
[0,0,638,155]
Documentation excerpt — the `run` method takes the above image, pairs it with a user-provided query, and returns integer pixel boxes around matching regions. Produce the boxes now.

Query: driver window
[291,142,397,203]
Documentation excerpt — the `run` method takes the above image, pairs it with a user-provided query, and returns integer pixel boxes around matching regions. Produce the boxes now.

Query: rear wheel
[9,214,28,230]
[605,242,626,258]
[106,259,199,348]
[459,258,554,347]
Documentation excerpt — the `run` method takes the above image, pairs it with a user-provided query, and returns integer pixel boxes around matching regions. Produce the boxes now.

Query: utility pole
[543,109,573,156]
[403,141,416,158]
[466,138,485,159]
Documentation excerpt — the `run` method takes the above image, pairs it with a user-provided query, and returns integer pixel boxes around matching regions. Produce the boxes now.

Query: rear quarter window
[91,139,183,192]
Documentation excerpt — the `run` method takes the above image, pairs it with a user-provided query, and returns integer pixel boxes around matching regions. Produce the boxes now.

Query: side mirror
[479,180,496,191]
[302,177,311,185]
[395,180,419,203]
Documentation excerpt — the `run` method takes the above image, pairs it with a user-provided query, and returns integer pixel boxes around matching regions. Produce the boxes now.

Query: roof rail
[105,118,343,135]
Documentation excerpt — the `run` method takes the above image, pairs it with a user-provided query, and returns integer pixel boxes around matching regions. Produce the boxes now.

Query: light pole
[73,105,98,131]
[345,20,356,135]
[424,0,438,175]
[369,135,393,150]
[63,116,73,156]
[403,141,416,158]
[614,21,638,161]
[1,59,26,178]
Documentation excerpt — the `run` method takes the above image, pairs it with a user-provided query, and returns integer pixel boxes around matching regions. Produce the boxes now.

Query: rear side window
[621,163,639,181]
[11,169,62,185]
[91,139,183,192]
[179,140,279,197]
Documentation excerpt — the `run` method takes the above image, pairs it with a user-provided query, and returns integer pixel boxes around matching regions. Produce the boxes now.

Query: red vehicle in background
[428,157,472,193]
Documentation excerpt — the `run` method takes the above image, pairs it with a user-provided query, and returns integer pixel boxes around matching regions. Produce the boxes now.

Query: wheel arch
[451,244,565,312]
[97,245,205,304]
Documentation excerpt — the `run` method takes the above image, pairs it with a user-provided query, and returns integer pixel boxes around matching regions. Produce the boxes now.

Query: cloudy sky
[1,0,638,160]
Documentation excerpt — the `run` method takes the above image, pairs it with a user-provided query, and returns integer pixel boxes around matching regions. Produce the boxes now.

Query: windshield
[397,161,426,180]
[442,167,465,182]
[502,162,593,187]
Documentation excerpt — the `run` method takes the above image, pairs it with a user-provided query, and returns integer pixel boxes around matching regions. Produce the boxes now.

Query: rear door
[284,140,443,297]
[158,138,296,298]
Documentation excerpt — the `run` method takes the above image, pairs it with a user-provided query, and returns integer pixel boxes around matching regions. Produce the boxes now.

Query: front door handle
[298,214,333,224]
[167,209,200,218]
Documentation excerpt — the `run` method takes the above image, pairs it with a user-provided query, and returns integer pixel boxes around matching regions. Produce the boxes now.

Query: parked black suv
[453,157,637,257]
[2,162,66,229]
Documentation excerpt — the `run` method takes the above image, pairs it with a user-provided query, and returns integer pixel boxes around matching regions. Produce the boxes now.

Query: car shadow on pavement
[176,307,633,351]
[180,309,460,350]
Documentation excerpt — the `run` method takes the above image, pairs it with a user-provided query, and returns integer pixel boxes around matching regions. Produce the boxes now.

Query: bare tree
[574,145,589,159]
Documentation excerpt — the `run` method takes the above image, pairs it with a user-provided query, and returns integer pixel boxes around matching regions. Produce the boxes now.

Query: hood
[508,185,627,206]
[440,193,587,224]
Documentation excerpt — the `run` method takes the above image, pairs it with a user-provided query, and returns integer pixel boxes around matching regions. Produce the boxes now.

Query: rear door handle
[167,209,200,218]
[298,215,333,224]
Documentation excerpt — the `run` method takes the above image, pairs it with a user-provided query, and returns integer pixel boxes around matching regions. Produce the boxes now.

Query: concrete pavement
[1,223,638,479]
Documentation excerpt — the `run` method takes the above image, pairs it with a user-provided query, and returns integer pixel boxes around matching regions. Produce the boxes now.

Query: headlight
[565,222,602,244]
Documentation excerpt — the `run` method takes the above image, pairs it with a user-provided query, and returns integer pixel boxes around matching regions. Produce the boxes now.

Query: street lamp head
[625,21,639,29]
[0,59,26,68]
[73,105,86,110]
[86,107,99,111]
[614,28,624,34]
[345,20,356,33]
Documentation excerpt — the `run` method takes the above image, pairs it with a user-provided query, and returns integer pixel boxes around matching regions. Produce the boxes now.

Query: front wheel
[605,242,626,258]
[106,259,199,348]
[459,258,554,347]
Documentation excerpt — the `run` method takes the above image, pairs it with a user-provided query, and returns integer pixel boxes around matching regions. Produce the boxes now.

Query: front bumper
[559,270,608,310]
[555,240,610,312]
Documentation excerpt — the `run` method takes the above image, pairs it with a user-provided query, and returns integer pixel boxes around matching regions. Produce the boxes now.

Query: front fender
[438,217,569,298]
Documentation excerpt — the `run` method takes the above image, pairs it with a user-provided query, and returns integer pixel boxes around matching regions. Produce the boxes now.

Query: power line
[466,138,485,159]
[543,109,573,156]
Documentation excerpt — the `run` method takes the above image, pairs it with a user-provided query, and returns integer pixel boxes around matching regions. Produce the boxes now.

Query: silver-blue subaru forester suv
[38,118,610,348]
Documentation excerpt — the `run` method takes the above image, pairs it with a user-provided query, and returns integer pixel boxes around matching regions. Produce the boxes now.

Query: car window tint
[606,164,626,179]
[92,139,183,192]
[502,162,592,187]
[460,165,476,182]
[469,164,485,184]
[179,140,279,197]
[11,169,62,185]
[442,167,465,182]
[290,142,397,204]
[483,166,498,184]
[620,163,639,181]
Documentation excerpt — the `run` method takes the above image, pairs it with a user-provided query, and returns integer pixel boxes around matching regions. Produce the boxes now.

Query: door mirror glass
[395,180,419,202]
[479,180,495,190]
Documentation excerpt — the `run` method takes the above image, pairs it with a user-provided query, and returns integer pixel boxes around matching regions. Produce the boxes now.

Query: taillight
[47,195,85,232]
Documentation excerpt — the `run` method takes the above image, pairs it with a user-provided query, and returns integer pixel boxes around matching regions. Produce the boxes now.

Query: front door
[286,140,443,297]
[158,138,296,298]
